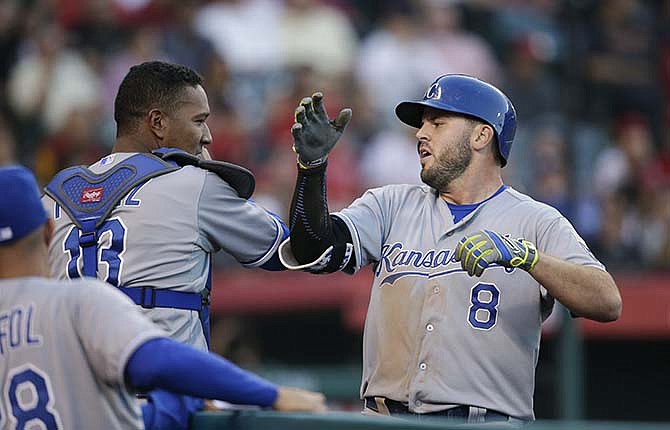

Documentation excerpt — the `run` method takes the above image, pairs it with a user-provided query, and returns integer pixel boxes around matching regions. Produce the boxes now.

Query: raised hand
[291,92,352,168]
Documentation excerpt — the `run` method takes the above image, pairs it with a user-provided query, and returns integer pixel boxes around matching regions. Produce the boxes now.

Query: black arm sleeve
[289,162,353,273]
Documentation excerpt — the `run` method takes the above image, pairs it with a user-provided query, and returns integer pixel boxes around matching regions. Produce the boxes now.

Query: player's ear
[148,109,167,139]
[471,123,495,151]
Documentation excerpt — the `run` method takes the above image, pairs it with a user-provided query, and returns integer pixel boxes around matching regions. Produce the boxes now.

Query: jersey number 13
[63,218,127,286]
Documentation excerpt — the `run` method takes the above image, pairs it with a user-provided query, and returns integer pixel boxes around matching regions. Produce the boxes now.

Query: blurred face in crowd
[416,108,474,192]
[618,121,653,164]
[160,85,212,157]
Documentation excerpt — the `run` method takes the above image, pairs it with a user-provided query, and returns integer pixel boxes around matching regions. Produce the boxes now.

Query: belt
[364,397,509,423]
[119,286,210,310]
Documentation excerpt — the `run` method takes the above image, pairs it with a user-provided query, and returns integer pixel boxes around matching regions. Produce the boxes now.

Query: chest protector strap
[154,148,255,199]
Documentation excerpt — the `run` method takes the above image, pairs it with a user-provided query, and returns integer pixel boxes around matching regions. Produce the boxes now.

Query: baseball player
[42,61,287,350]
[279,74,622,423]
[0,166,326,430]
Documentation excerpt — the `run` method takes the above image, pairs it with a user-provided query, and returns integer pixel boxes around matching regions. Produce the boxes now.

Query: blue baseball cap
[0,165,48,244]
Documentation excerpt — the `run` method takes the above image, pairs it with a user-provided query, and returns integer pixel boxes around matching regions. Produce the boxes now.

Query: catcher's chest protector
[44,150,221,347]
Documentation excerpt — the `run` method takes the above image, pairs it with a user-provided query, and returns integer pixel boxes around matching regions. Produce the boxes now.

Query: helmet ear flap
[395,74,516,167]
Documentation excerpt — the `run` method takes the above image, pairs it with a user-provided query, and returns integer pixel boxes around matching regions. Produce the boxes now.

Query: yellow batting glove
[455,229,539,277]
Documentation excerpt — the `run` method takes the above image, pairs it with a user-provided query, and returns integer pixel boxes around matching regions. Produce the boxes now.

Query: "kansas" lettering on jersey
[377,242,512,286]
[377,242,456,277]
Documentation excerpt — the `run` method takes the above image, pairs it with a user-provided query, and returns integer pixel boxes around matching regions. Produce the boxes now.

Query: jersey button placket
[419,362,427,371]
[426,323,434,332]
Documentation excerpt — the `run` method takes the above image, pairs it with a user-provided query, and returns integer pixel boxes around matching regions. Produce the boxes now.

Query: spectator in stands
[591,188,643,269]
[355,1,438,126]
[592,113,656,268]
[201,55,252,166]
[0,0,22,114]
[7,21,101,162]
[359,127,421,188]
[161,0,217,73]
[65,0,123,55]
[420,1,502,85]
[638,187,670,268]
[584,0,660,129]
[593,113,654,201]
[32,109,105,185]
[524,123,572,219]
[278,0,358,78]
[503,34,561,123]
[194,0,282,75]
[0,114,15,164]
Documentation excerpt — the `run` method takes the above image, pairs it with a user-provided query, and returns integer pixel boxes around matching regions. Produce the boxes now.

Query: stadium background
[1,0,669,425]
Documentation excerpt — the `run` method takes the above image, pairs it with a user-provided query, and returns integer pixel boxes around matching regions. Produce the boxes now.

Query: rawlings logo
[80,187,104,203]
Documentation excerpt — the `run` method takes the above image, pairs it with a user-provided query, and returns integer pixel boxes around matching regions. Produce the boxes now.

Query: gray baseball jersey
[43,153,284,350]
[0,277,165,429]
[333,184,604,421]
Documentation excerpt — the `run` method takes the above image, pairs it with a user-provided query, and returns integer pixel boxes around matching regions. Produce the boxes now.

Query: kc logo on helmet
[80,187,104,203]
[425,83,441,100]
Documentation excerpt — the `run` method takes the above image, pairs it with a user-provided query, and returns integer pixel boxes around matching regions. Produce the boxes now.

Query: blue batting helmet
[395,74,517,167]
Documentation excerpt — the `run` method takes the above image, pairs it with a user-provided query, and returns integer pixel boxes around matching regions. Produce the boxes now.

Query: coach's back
[0,276,164,429]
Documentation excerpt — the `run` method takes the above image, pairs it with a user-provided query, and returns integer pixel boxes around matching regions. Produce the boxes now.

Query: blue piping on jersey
[447,185,507,223]
[238,203,288,270]
[259,214,289,271]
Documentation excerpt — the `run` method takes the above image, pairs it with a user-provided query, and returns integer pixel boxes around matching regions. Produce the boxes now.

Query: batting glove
[455,229,539,277]
[291,92,352,169]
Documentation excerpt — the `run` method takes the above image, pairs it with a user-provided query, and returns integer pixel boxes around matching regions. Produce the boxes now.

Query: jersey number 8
[468,283,500,330]
[2,365,62,430]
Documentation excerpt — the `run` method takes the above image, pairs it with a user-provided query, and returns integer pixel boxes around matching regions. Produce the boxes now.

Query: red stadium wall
[210,270,670,338]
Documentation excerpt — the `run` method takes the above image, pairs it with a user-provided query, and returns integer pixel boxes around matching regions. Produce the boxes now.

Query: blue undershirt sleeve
[126,338,278,407]
[142,390,204,430]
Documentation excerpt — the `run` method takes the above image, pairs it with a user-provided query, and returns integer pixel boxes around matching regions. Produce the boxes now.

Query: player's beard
[420,133,472,192]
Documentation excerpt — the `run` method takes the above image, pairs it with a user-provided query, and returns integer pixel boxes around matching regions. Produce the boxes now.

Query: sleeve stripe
[242,215,285,268]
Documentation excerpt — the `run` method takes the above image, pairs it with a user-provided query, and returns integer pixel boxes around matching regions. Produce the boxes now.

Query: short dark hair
[114,61,203,135]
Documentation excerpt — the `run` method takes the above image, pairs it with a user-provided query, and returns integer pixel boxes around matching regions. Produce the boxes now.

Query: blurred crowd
[0,0,668,271]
